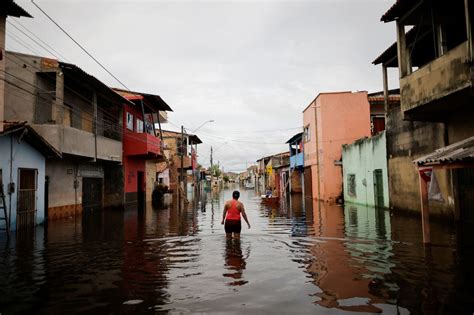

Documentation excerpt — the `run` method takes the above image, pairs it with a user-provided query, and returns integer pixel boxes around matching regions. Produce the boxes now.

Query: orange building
[303,92,371,203]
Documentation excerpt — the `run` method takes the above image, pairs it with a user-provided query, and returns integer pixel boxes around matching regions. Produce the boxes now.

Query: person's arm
[221,202,228,224]
[240,204,251,229]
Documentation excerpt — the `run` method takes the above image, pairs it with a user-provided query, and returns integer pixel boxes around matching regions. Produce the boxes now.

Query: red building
[114,89,172,210]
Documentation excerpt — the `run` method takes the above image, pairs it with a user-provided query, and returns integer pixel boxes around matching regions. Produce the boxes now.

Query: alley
[1,187,473,314]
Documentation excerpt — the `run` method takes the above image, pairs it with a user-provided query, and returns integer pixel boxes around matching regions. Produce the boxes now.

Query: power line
[9,19,70,62]
[31,0,130,90]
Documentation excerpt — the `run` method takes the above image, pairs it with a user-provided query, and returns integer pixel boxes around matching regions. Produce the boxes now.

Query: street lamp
[192,119,214,133]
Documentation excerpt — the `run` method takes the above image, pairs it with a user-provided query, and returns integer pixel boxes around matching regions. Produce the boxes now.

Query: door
[304,167,312,199]
[82,178,103,212]
[458,167,474,245]
[17,169,38,229]
[137,171,145,211]
[373,169,384,208]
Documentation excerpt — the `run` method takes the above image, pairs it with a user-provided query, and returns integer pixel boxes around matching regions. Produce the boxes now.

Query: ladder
[0,184,10,238]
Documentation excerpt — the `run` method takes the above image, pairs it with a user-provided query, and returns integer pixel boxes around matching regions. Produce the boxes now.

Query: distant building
[286,132,304,194]
[113,88,172,210]
[303,92,371,203]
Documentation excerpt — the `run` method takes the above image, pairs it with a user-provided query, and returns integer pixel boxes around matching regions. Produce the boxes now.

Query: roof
[1,1,32,18]
[188,134,202,144]
[381,0,420,23]
[257,151,290,162]
[414,136,474,166]
[373,27,418,66]
[0,122,61,158]
[113,88,173,112]
[286,132,303,144]
[59,62,132,106]
[161,129,202,144]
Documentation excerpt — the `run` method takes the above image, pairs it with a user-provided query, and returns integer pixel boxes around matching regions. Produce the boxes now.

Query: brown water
[1,187,473,314]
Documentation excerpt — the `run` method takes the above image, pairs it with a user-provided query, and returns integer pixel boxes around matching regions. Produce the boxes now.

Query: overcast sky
[10,0,399,172]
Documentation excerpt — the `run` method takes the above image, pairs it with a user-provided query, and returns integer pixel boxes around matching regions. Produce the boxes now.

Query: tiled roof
[414,136,474,166]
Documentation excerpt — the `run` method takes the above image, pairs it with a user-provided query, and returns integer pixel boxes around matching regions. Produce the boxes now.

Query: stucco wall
[342,132,389,208]
[46,159,80,209]
[0,134,46,230]
[303,92,371,202]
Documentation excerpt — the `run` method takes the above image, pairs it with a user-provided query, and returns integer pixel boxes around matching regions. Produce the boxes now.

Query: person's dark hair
[232,190,240,200]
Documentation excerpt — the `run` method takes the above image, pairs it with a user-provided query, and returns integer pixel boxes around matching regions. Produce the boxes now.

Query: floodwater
[1,186,474,314]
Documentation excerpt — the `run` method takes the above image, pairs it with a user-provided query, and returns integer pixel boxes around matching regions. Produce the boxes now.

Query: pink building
[303,92,371,203]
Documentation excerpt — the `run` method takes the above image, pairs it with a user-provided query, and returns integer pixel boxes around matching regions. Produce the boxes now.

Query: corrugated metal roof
[414,136,474,166]
[113,88,173,112]
[286,132,303,144]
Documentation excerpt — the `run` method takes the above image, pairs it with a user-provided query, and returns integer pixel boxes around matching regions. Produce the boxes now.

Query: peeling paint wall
[386,102,455,217]
[342,132,389,208]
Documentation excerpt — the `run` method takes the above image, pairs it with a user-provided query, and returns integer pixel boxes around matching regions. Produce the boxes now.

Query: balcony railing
[400,41,471,116]
[123,131,161,157]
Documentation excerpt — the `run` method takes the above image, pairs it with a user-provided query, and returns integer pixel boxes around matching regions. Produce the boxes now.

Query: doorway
[82,178,103,213]
[17,168,38,229]
[137,171,145,211]
[373,169,384,208]
[304,167,312,199]
[457,167,474,245]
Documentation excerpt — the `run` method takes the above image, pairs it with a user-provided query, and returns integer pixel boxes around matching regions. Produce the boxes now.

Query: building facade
[287,132,304,194]
[342,132,389,208]
[4,52,128,218]
[303,92,371,203]
[0,123,60,231]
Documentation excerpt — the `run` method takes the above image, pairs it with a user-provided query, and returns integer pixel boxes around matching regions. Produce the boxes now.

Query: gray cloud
[12,0,398,172]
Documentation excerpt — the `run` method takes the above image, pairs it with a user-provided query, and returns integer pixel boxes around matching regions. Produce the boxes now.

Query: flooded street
[1,187,474,314]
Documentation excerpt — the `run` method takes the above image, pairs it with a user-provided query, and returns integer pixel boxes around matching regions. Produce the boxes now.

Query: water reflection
[223,239,249,286]
[0,189,474,314]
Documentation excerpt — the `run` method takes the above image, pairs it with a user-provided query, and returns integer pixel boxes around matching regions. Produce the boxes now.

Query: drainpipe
[313,104,322,201]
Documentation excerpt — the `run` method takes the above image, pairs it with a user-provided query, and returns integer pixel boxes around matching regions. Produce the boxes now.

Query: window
[304,125,311,142]
[347,174,356,197]
[136,119,144,133]
[126,112,134,130]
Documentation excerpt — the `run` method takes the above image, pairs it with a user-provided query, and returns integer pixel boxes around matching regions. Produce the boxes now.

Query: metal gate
[373,169,384,208]
[17,169,38,229]
[82,178,103,212]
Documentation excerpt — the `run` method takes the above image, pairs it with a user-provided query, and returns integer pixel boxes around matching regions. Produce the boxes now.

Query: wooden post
[382,65,389,114]
[465,0,473,61]
[396,21,409,78]
[418,170,431,244]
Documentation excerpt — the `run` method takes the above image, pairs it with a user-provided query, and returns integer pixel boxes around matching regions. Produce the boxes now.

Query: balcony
[123,131,161,157]
[33,124,122,162]
[400,41,472,121]
[290,152,304,169]
[173,155,192,169]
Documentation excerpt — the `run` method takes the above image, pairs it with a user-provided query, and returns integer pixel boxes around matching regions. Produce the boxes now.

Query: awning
[414,136,474,166]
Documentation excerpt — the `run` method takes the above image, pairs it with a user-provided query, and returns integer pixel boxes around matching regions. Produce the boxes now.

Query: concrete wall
[303,92,371,203]
[342,132,389,208]
[447,111,474,144]
[145,160,158,202]
[400,42,470,113]
[290,169,303,193]
[386,102,454,217]
[0,134,46,230]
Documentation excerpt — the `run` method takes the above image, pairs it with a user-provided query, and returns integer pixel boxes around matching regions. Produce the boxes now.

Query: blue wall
[0,134,47,231]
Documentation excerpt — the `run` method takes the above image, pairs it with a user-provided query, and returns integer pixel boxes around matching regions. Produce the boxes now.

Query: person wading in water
[221,191,251,240]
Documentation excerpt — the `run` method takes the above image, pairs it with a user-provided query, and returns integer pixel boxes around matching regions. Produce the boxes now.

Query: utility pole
[210,146,213,188]
[180,125,185,206]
